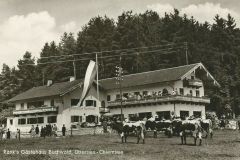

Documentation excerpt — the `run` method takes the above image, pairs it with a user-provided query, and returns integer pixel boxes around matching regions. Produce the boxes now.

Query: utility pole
[96,53,99,101]
[185,42,189,65]
[115,55,123,122]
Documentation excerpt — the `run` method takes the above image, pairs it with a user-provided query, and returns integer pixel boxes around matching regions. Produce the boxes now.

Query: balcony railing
[99,107,110,113]
[13,106,58,115]
[108,95,210,107]
[187,79,203,87]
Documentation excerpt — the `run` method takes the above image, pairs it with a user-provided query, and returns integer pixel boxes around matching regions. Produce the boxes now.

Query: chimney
[47,80,53,86]
[70,76,75,82]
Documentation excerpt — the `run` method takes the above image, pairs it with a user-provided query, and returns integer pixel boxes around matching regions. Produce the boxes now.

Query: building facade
[6,63,219,132]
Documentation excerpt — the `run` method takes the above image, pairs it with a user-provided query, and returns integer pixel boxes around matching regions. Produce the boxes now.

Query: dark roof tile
[8,80,82,102]
[99,63,199,90]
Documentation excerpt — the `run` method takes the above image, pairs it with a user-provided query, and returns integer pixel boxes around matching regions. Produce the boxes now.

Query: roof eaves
[99,63,200,82]
[8,94,60,103]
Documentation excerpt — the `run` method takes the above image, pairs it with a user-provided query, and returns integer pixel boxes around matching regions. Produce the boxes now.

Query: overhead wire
[25,42,185,60]
[19,46,183,66]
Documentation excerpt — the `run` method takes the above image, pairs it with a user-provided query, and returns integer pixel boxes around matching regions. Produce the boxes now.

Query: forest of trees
[1,9,240,117]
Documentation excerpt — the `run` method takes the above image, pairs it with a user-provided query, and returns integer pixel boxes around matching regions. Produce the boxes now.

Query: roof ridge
[99,63,200,81]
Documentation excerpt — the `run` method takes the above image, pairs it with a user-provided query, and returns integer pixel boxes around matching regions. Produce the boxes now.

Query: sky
[0,0,240,69]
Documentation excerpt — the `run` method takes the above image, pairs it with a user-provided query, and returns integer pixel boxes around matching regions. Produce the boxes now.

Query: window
[27,118,37,124]
[134,92,140,96]
[143,91,148,96]
[189,90,193,96]
[138,112,152,120]
[51,99,54,106]
[116,94,120,100]
[156,111,171,120]
[196,90,200,97]
[80,116,82,122]
[101,101,105,108]
[162,88,169,96]
[71,116,79,123]
[107,95,111,101]
[123,93,129,99]
[85,100,96,107]
[18,118,26,125]
[10,119,13,125]
[37,117,44,124]
[47,116,57,123]
[20,103,24,110]
[27,101,44,109]
[179,88,184,95]
[113,114,124,120]
[193,111,202,118]
[180,111,189,119]
[86,115,97,123]
[71,99,79,106]
[191,76,194,80]
[129,114,138,121]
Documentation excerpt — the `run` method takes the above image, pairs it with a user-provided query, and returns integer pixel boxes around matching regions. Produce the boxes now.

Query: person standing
[7,129,10,139]
[43,127,46,139]
[46,124,50,136]
[197,125,203,146]
[30,125,35,138]
[62,124,66,137]
[49,124,52,136]
[17,129,20,141]
[40,126,43,137]
[153,127,157,138]
[0,128,3,140]
[35,125,39,136]
[102,119,108,133]
[53,124,57,136]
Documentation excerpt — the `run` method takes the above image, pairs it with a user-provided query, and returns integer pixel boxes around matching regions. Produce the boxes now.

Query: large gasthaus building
[6,63,219,132]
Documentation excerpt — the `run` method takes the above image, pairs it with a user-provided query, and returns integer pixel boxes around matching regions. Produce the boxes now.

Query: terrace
[107,95,210,108]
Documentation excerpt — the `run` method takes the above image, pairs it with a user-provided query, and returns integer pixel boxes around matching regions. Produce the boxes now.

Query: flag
[78,60,97,106]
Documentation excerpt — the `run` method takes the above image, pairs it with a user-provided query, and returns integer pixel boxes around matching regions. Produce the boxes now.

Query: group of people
[121,89,176,101]
[0,128,20,140]
[1,124,67,140]
[29,124,66,138]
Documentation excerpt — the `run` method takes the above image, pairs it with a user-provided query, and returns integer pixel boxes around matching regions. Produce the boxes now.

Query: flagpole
[96,53,99,101]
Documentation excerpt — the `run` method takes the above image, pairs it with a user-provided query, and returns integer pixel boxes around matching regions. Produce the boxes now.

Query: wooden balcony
[13,106,58,115]
[186,79,203,87]
[107,95,210,108]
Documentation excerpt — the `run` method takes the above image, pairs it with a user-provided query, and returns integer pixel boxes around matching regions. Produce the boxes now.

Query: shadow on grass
[112,141,146,145]
[173,143,197,146]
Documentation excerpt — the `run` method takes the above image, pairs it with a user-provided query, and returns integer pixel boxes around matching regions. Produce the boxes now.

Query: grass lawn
[1,130,240,160]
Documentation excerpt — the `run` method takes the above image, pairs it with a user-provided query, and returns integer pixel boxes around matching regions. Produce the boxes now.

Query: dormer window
[71,99,80,107]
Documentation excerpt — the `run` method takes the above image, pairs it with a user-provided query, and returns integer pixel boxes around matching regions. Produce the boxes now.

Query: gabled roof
[8,80,83,102]
[99,63,201,90]
[180,63,220,86]
[8,62,219,102]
